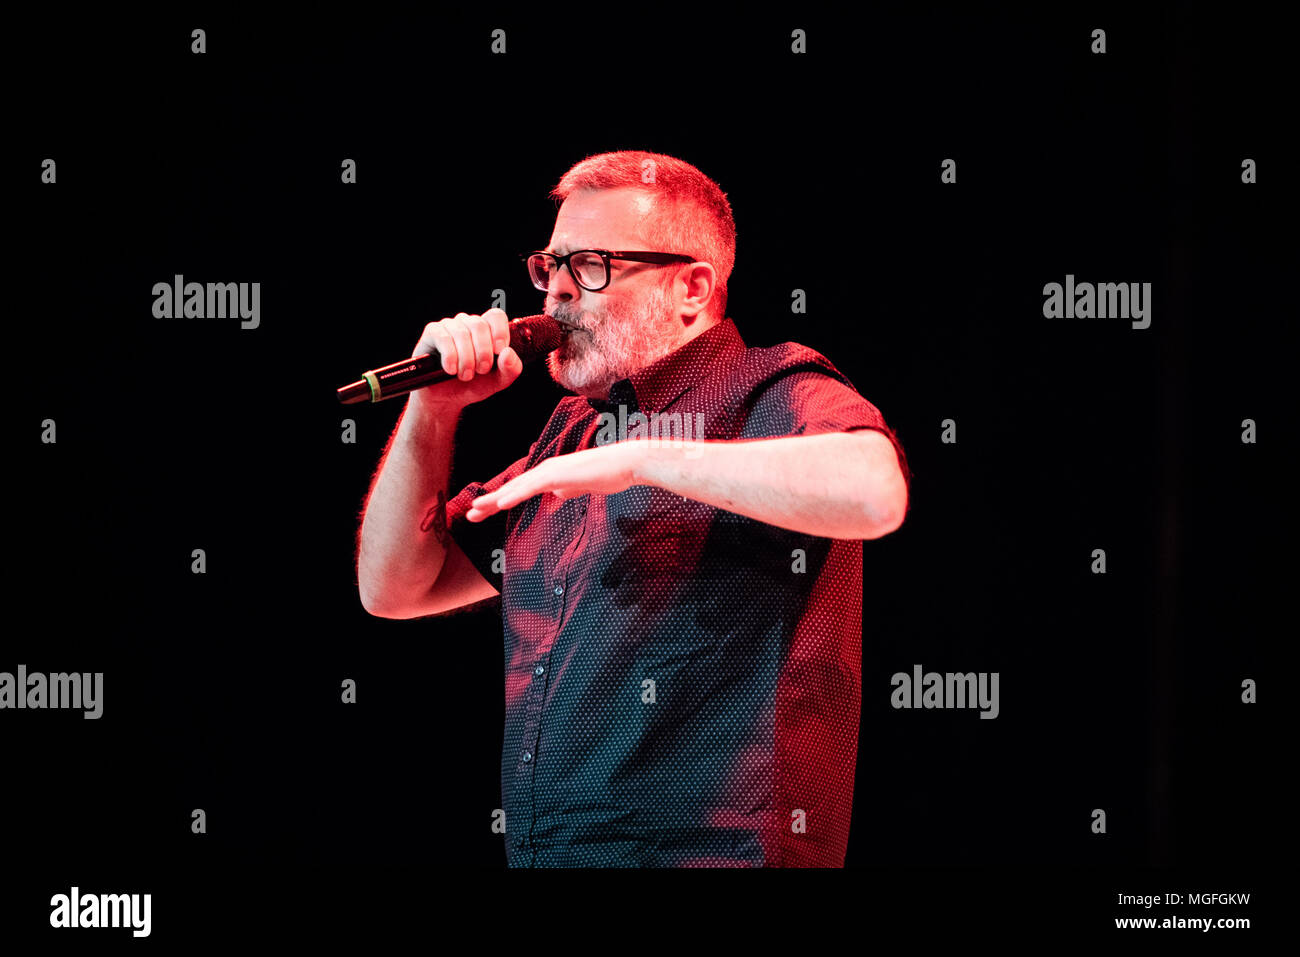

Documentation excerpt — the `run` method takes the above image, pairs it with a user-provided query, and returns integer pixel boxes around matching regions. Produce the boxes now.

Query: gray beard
[546,283,683,398]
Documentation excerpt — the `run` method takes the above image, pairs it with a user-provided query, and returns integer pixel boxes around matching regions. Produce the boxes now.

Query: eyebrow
[546,247,627,255]
[547,246,609,260]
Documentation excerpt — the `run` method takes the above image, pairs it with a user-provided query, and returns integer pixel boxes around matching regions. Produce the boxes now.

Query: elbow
[357,549,439,619]
[358,570,444,620]
[357,570,410,619]
[845,431,908,540]
[860,481,908,540]
[872,506,905,539]
[359,584,396,619]
[360,589,422,620]
[859,508,902,540]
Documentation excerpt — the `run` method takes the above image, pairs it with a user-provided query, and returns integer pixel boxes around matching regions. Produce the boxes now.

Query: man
[355,151,911,867]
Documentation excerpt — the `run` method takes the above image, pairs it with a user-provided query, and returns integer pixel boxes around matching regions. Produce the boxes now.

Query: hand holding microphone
[337,309,565,406]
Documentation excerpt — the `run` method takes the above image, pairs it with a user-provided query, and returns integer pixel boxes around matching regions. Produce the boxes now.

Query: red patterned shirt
[447,316,910,866]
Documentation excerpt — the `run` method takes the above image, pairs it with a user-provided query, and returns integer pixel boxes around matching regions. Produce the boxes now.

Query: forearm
[356,392,460,613]
[633,431,907,540]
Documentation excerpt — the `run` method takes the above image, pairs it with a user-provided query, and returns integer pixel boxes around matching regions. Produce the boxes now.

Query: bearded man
[356,150,911,867]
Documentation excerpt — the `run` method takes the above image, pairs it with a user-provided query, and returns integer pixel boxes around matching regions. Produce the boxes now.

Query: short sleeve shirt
[446,316,910,867]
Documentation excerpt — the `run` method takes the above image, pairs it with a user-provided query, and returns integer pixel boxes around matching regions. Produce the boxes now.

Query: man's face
[542,188,685,398]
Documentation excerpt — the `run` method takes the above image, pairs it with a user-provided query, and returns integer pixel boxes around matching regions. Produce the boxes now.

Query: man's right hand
[411,307,524,410]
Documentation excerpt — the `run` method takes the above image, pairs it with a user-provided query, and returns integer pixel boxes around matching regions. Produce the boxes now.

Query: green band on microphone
[363,371,381,402]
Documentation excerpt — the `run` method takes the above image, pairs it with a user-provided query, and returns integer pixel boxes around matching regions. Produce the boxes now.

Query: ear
[678,261,717,320]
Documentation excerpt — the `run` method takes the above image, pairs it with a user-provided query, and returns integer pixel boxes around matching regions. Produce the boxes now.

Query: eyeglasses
[522,249,696,293]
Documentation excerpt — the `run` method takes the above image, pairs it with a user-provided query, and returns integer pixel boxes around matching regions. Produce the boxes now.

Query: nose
[546,259,582,310]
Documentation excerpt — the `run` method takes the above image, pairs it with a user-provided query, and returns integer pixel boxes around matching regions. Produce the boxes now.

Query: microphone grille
[509,314,565,363]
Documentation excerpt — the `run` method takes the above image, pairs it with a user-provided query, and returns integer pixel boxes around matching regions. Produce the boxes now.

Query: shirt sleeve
[444,440,538,585]
[745,369,911,495]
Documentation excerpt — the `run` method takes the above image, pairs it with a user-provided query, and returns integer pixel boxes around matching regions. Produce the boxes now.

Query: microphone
[337,313,565,404]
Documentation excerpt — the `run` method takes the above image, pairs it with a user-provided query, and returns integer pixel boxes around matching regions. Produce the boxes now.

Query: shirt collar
[586,317,746,415]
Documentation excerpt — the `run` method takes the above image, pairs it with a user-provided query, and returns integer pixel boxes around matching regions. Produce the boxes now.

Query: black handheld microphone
[336,313,565,405]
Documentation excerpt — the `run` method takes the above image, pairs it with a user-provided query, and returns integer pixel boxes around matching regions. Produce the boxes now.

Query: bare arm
[635,430,908,539]
[356,391,499,618]
[355,309,521,618]
[466,430,909,540]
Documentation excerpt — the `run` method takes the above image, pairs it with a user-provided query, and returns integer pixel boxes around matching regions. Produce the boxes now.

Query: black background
[7,4,1283,942]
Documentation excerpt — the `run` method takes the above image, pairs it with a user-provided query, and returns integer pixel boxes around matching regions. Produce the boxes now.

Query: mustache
[547,309,592,333]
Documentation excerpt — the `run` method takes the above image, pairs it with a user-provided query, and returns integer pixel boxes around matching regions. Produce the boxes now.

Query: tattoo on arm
[420,490,449,545]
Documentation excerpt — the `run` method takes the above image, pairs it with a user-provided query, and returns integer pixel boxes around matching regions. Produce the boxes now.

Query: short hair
[550,151,737,322]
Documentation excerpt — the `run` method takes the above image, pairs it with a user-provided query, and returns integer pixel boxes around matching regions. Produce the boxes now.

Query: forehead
[548,187,656,252]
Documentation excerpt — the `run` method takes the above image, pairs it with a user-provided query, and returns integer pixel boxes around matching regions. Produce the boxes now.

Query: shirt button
[522,751,532,763]
[553,584,564,596]
[534,665,545,676]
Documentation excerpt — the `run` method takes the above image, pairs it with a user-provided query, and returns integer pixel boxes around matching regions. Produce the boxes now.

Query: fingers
[495,345,523,387]
[419,320,458,376]
[464,314,495,375]
[465,489,505,522]
[475,475,539,514]
[447,315,478,379]
[417,309,512,381]
[483,307,511,353]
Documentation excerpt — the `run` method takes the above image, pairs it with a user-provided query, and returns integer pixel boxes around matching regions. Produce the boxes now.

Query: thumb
[495,345,524,386]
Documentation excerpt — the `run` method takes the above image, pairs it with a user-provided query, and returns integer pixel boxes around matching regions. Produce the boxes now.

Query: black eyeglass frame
[521,249,697,292]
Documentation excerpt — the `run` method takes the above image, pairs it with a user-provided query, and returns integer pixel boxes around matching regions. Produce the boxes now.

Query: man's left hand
[466,442,645,521]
